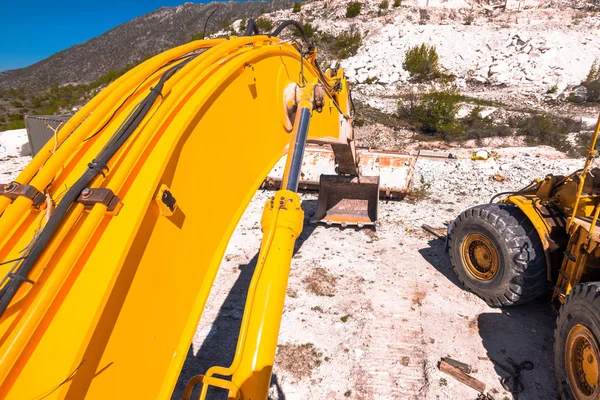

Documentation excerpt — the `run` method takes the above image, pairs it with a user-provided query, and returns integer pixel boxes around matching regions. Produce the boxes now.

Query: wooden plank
[439,360,486,393]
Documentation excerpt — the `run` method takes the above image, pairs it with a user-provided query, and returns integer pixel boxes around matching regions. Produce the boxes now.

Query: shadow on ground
[418,236,462,287]
[478,301,557,400]
[419,236,558,400]
[171,199,319,400]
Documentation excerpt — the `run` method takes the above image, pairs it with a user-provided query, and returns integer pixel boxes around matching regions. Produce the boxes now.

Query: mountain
[0,0,292,90]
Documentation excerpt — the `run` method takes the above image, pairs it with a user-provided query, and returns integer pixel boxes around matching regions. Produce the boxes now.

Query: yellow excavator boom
[0,30,353,399]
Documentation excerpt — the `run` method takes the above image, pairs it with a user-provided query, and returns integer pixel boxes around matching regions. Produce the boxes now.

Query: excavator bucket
[313,175,379,227]
[264,145,416,226]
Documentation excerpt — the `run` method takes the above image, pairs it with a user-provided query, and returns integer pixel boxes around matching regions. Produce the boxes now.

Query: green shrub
[346,2,361,18]
[400,87,463,139]
[583,58,600,102]
[239,18,248,33]
[573,131,600,157]
[255,17,273,32]
[293,2,302,12]
[332,30,362,59]
[190,33,204,41]
[294,23,315,38]
[403,44,441,81]
[393,0,401,7]
[462,106,511,139]
[0,113,25,131]
[379,0,389,9]
[508,114,580,152]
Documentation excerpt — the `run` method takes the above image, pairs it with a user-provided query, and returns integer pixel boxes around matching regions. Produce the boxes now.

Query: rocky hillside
[231,0,599,155]
[0,0,291,90]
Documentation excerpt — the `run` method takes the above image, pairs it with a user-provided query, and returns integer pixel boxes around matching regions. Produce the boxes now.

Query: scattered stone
[569,86,588,103]
[472,150,490,160]
[581,116,598,130]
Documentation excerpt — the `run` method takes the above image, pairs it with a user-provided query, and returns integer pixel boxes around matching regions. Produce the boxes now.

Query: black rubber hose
[489,191,519,203]
[0,56,195,318]
[489,180,542,203]
[313,59,334,90]
[244,18,259,36]
[270,20,315,52]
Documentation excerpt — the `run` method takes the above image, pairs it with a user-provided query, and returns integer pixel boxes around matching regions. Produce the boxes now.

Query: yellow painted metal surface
[186,190,304,399]
[0,36,352,399]
[506,113,600,303]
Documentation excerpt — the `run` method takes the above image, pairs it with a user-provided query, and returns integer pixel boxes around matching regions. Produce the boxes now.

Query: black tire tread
[448,203,547,307]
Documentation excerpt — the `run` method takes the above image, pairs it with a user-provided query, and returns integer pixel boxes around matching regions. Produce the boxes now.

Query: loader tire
[555,283,600,400]
[448,203,547,307]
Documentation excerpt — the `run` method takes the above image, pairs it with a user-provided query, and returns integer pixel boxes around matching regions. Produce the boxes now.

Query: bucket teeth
[312,175,379,227]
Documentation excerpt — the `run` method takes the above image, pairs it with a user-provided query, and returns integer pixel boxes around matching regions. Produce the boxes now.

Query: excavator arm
[0,29,351,399]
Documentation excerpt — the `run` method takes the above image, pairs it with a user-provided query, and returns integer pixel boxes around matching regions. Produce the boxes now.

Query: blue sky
[0,1,216,72]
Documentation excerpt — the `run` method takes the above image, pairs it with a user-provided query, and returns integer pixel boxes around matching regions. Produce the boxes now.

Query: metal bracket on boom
[76,188,121,213]
[0,182,46,208]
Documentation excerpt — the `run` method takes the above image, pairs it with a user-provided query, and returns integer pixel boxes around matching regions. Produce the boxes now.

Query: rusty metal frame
[76,188,120,212]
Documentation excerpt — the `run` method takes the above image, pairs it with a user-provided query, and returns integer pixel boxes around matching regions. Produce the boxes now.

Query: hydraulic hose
[0,56,195,318]
[270,20,315,52]
[489,180,542,203]
[244,18,259,36]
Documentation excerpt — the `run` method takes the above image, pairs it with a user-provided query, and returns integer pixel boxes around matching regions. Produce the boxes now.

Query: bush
[462,106,511,140]
[239,18,248,34]
[379,0,389,9]
[0,113,25,131]
[255,17,273,32]
[294,23,315,38]
[332,30,362,59]
[400,87,463,139]
[293,2,302,12]
[573,131,600,157]
[393,0,401,7]
[346,2,361,18]
[403,44,441,81]
[190,33,204,41]
[508,114,581,152]
[583,58,600,102]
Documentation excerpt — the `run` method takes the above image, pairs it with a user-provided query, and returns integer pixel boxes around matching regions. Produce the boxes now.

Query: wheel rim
[565,324,600,399]
[460,233,499,281]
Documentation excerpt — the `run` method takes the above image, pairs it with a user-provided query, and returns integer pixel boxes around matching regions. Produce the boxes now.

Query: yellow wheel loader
[449,117,600,399]
[0,20,412,399]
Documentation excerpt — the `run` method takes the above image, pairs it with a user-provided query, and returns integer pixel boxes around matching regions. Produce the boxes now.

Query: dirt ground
[173,152,586,400]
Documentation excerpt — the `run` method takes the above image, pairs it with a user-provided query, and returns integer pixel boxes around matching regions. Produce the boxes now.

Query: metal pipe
[283,106,311,192]
[568,113,600,230]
